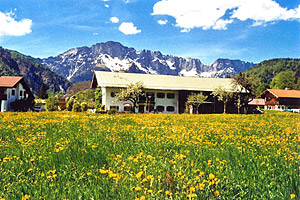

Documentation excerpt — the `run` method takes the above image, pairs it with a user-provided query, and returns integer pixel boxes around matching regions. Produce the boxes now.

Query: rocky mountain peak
[39,41,256,83]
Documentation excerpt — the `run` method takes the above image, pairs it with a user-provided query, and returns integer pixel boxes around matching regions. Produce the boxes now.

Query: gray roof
[92,71,236,92]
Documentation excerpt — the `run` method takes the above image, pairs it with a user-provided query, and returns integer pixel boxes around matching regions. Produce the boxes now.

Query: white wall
[3,83,26,111]
[103,87,179,113]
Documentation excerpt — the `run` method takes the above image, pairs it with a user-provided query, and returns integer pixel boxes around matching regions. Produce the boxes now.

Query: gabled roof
[248,99,265,106]
[0,76,23,87]
[92,71,236,92]
[260,89,300,98]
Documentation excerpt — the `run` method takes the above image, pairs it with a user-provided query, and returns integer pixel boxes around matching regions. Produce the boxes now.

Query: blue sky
[0,0,299,65]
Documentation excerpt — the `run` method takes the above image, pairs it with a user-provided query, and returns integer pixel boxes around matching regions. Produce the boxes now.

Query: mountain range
[38,41,256,83]
[4,41,298,96]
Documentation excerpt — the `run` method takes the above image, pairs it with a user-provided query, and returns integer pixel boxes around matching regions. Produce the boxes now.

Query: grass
[0,112,299,199]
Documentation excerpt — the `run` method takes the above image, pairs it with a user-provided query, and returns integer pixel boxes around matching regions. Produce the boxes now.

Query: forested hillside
[0,47,71,94]
[246,58,300,83]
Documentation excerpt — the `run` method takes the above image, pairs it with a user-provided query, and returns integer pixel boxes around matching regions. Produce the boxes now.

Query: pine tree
[38,83,48,99]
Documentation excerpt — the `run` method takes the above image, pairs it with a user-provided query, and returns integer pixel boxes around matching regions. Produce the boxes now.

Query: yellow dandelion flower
[209,174,215,180]
[22,195,30,200]
[140,196,146,200]
[214,190,220,196]
[165,191,171,195]
[186,193,197,198]
[147,190,153,194]
[135,186,142,191]
[136,171,143,179]
[290,194,296,199]
[190,186,196,192]
[99,169,108,174]
[147,175,154,180]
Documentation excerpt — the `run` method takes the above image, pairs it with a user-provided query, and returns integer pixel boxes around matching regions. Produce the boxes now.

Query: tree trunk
[223,102,226,114]
[132,103,136,113]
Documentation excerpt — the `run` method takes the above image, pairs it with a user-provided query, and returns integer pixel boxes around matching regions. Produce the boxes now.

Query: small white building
[0,76,34,112]
[91,71,237,114]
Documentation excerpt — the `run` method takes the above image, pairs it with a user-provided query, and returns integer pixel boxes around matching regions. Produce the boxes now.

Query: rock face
[39,41,255,82]
[0,47,71,95]
[204,58,256,78]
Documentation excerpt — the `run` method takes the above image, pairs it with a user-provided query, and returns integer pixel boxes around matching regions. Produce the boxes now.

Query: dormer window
[11,90,15,96]
[20,90,23,97]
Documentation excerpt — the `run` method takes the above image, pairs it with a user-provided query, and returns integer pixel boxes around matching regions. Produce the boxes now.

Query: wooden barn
[259,89,300,110]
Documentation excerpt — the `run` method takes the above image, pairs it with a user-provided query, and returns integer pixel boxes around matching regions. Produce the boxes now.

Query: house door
[138,105,144,113]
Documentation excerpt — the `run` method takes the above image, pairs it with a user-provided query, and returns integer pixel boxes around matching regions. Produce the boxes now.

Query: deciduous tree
[212,86,233,114]
[115,81,144,113]
[187,92,207,114]
[270,70,296,89]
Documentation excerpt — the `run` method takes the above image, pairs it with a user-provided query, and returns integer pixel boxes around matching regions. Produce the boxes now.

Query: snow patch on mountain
[39,41,256,83]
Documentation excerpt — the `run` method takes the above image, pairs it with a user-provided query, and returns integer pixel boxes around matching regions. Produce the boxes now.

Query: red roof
[0,76,23,87]
[248,99,265,105]
[265,89,300,98]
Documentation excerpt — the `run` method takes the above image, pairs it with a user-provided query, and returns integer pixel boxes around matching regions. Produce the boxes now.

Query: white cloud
[110,17,119,23]
[0,11,32,36]
[119,22,141,35]
[105,4,110,8]
[181,29,190,33]
[152,0,300,31]
[157,19,168,25]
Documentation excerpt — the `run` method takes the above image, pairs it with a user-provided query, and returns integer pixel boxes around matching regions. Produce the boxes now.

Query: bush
[46,96,59,111]
[107,108,117,114]
[81,102,88,112]
[66,98,75,111]
[95,87,102,110]
[72,101,81,112]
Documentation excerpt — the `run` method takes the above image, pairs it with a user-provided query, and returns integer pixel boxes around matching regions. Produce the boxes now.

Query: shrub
[72,101,81,112]
[81,102,88,112]
[95,87,102,110]
[107,108,117,114]
[46,96,59,111]
[66,98,75,111]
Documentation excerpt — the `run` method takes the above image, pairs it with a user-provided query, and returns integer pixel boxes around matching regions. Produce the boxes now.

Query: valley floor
[0,112,299,199]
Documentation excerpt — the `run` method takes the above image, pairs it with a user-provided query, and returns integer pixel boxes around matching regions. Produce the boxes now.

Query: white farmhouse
[91,71,236,114]
[0,76,34,112]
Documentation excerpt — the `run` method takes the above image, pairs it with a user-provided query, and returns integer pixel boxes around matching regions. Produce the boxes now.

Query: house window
[146,92,155,102]
[166,106,175,112]
[157,106,164,112]
[157,93,165,98]
[124,106,131,112]
[11,90,15,96]
[167,93,175,99]
[111,92,116,97]
[110,106,119,111]
[138,92,146,103]
[20,90,23,97]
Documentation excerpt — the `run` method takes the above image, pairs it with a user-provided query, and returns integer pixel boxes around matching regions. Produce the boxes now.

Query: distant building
[91,71,242,114]
[0,76,34,112]
[259,89,300,110]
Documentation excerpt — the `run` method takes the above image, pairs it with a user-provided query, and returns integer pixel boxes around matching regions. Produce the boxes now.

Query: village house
[259,89,300,110]
[0,76,34,112]
[91,71,241,114]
